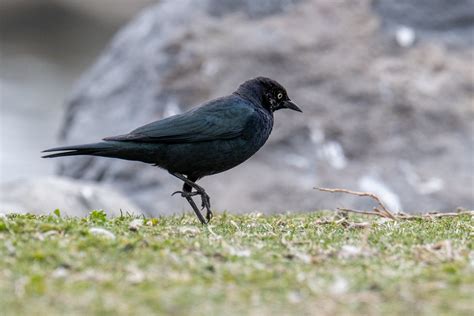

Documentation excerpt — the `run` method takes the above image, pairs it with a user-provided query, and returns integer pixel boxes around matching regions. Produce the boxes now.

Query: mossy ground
[0,211,472,315]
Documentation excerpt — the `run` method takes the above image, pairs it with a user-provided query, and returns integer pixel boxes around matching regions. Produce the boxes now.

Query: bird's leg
[181,182,207,225]
[170,172,213,224]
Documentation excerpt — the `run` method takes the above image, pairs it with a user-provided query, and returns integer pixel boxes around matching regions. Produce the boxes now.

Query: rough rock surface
[0,177,142,216]
[55,0,474,214]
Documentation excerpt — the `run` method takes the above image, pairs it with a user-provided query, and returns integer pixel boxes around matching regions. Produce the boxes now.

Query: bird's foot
[169,172,213,225]
[172,189,212,224]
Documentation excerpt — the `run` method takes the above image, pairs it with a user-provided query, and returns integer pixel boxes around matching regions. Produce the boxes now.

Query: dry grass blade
[336,207,391,218]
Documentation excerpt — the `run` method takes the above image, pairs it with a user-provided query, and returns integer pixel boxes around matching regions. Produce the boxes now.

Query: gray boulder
[55,0,473,214]
[0,177,142,216]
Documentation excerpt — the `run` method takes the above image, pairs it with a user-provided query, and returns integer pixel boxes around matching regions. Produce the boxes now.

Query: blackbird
[43,77,302,224]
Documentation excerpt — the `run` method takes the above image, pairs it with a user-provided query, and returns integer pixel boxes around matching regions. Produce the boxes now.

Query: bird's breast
[242,109,274,145]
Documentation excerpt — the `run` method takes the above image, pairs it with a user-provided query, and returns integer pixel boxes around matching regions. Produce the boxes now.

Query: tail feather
[42,142,116,158]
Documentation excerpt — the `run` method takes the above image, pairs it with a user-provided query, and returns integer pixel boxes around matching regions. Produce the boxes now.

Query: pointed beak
[283,100,302,112]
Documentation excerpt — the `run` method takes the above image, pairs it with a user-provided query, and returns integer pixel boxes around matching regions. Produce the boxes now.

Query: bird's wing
[104,98,256,143]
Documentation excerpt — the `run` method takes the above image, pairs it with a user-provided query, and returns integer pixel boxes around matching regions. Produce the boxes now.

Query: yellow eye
[277,93,283,99]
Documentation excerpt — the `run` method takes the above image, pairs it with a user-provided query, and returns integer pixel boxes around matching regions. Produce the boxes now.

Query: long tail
[42,142,118,159]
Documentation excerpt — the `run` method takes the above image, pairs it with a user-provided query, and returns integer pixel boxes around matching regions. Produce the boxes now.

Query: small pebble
[89,227,116,240]
[338,245,365,259]
[128,219,143,231]
[178,226,200,235]
[52,267,69,279]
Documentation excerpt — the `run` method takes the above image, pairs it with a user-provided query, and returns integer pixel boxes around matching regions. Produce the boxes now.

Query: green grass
[0,211,472,315]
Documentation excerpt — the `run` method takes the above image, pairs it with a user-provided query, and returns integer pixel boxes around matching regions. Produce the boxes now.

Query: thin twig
[395,211,474,220]
[337,207,389,218]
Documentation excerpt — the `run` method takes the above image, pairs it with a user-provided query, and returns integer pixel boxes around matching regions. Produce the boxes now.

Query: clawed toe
[200,194,211,209]
[206,209,213,222]
[172,190,198,198]
[199,193,212,223]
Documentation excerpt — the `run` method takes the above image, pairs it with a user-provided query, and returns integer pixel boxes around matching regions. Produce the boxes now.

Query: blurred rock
[0,177,142,216]
[55,0,473,214]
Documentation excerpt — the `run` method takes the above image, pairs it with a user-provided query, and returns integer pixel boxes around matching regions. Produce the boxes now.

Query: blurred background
[1,0,473,216]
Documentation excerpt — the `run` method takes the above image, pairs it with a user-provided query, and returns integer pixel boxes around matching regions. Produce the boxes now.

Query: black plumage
[43,77,302,224]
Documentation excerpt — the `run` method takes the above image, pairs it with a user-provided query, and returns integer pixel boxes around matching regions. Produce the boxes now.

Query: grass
[0,211,472,315]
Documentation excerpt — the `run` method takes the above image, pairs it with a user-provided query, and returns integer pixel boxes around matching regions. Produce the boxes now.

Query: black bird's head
[235,77,302,113]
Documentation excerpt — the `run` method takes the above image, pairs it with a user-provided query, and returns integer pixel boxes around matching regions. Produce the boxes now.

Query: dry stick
[315,187,474,220]
[316,187,397,219]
